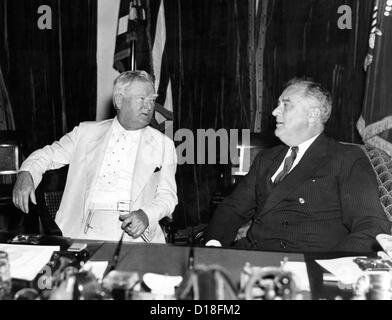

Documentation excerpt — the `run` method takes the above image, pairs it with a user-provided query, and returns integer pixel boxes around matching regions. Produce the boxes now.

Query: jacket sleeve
[334,148,392,252]
[19,125,81,189]
[203,152,263,246]
[140,137,178,234]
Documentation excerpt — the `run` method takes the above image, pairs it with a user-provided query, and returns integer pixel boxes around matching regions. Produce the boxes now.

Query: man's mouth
[276,121,284,126]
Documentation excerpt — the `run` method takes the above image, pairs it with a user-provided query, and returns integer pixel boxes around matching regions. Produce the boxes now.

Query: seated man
[204,78,391,252]
[12,70,178,243]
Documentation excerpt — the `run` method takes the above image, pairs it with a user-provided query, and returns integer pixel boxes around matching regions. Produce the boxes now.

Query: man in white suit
[12,71,178,243]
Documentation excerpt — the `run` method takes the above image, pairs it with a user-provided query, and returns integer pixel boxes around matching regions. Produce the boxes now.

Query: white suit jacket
[20,119,178,242]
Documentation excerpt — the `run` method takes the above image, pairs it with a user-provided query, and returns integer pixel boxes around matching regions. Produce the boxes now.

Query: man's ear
[114,94,123,110]
[308,108,321,124]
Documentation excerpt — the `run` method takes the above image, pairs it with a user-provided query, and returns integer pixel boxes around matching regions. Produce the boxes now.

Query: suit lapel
[131,126,161,201]
[260,134,330,215]
[85,121,113,203]
[266,146,288,183]
[256,146,288,195]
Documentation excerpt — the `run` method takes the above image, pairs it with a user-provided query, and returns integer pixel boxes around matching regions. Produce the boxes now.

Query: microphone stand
[188,245,195,271]
[103,231,125,279]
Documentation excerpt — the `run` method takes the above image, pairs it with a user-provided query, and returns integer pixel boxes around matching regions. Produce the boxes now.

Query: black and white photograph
[0,0,392,307]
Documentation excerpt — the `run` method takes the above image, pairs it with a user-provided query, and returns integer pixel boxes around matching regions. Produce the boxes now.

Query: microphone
[103,231,125,278]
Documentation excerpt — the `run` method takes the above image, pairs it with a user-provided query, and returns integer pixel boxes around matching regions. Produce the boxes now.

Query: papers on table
[316,256,366,285]
[376,234,392,258]
[0,244,60,281]
[282,261,310,291]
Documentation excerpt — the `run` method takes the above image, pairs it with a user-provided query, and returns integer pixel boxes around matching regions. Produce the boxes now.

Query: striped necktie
[274,146,299,184]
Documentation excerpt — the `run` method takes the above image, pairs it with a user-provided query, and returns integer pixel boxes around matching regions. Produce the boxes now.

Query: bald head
[284,78,332,124]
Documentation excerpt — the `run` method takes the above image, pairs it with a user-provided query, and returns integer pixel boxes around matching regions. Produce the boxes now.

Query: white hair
[286,78,332,123]
[112,70,155,109]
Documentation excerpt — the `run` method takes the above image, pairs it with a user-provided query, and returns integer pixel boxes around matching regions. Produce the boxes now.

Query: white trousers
[80,210,146,242]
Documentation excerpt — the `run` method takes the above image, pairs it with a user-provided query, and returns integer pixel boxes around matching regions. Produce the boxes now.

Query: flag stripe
[152,0,173,125]
[152,0,166,89]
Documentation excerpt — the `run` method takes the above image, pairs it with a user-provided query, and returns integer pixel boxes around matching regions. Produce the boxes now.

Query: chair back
[43,191,64,217]
[0,130,23,175]
[361,144,392,224]
[0,130,23,205]
[35,167,68,236]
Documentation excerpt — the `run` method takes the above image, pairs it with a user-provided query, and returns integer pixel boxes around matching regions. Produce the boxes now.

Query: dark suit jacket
[204,134,392,252]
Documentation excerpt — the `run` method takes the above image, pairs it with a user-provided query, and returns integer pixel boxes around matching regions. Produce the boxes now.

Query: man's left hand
[119,210,149,238]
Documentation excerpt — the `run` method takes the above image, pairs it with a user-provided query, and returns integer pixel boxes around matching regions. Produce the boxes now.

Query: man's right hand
[12,171,36,213]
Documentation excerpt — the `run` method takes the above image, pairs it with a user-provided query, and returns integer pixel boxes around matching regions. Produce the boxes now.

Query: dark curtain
[0,0,97,156]
[262,0,373,143]
[163,0,250,228]
[166,0,374,229]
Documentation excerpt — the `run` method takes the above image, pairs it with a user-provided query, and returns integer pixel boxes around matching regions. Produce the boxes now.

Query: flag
[113,0,150,73]
[357,0,392,156]
[113,0,173,132]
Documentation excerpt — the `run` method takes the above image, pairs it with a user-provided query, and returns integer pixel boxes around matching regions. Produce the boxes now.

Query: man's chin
[274,129,287,144]
[274,128,282,137]
[139,116,151,125]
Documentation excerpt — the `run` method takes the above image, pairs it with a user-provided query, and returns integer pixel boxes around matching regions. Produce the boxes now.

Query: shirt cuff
[17,169,41,189]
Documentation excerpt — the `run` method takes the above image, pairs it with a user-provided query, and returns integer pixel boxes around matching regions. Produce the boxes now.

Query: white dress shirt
[271,134,320,182]
[206,133,321,247]
[90,117,141,205]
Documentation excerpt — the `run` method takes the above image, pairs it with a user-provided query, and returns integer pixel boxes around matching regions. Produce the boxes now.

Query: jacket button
[298,197,305,204]
[282,220,289,227]
[280,240,287,249]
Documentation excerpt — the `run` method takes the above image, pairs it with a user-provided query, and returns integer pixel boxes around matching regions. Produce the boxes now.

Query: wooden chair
[361,144,392,230]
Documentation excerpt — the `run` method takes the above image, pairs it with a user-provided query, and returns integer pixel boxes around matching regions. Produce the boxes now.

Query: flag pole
[131,39,135,70]
[129,1,137,71]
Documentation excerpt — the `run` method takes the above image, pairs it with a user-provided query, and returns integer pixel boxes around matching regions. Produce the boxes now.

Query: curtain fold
[262,0,373,143]
[0,64,14,131]
[0,0,97,155]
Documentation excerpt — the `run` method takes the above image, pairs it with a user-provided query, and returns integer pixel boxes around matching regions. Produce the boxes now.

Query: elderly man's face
[272,85,312,146]
[117,80,157,130]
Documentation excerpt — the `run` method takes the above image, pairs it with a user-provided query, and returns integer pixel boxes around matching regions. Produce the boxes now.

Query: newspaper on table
[0,244,60,281]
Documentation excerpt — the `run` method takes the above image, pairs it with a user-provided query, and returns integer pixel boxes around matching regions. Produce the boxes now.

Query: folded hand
[119,209,149,238]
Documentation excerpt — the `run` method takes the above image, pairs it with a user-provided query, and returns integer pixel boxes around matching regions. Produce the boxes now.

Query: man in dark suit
[204,78,391,252]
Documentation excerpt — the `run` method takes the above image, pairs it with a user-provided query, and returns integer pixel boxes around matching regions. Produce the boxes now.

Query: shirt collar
[296,133,321,155]
[112,117,142,141]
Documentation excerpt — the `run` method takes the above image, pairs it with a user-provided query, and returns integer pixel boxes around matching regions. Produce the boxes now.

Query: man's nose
[272,106,280,117]
[143,101,154,111]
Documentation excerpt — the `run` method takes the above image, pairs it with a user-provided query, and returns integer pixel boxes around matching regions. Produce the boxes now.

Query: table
[91,241,303,282]
[0,232,375,300]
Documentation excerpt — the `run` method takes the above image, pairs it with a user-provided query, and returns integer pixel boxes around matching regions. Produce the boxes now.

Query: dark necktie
[274,146,299,184]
